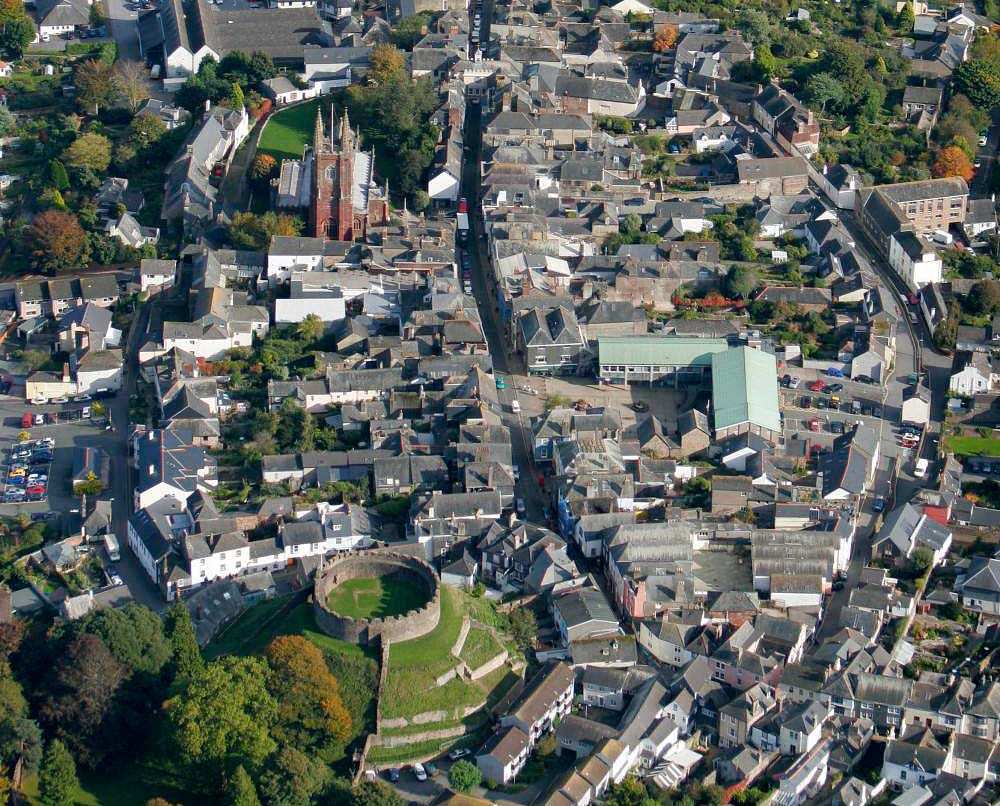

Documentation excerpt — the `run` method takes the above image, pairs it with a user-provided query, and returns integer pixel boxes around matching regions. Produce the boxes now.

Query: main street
[461,97,548,526]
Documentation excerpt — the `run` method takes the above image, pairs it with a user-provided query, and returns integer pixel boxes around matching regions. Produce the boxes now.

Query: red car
[808,380,825,392]
[808,418,821,432]
[26,484,45,496]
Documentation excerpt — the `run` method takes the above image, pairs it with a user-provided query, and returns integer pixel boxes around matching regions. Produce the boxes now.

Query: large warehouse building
[597,337,781,442]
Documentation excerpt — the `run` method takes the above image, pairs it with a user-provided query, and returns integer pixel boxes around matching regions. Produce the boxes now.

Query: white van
[511,399,520,413]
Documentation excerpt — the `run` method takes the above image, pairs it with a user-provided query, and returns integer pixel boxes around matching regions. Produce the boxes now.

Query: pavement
[105,0,142,62]
[109,298,163,609]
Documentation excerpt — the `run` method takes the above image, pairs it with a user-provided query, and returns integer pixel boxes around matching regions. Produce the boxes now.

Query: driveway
[104,0,141,63]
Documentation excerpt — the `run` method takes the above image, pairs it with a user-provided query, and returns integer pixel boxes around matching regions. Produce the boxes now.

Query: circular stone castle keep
[313,551,441,645]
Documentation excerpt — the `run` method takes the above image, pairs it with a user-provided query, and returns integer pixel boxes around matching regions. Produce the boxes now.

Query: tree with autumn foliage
[27,210,89,273]
[265,635,352,762]
[932,145,974,182]
[652,23,678,52]
[249,154,277,187]
[227,211,302,250]
[73,59,118,114]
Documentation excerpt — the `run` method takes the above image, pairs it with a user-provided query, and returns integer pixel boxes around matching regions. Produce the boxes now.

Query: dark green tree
[448,760,481,792]
[352,781,404,806]
[39,740,78,806]
[723,265,757,299]
[954,60,1000,110]
[48,160,70,191]
[164,602,203,683]
[257,746,331,806]
[228,765,262,806]
[0,15,35,57]
[78,604,171,677]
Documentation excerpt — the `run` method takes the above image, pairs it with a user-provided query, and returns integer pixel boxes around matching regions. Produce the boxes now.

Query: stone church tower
[308,106,389,241]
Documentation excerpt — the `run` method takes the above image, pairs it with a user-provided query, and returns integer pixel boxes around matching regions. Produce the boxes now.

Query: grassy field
[258,97,324,162]
[326,575,428,620]
[459,627,503,670]
[381,589,522,723]
[943,435,1000,456]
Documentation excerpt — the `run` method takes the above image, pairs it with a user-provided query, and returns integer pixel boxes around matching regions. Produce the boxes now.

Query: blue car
[389,769,400,783]
[826,367,844,377]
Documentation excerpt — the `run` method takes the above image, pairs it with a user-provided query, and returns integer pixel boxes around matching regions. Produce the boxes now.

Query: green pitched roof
[711,346,781,433]
[597,336,730,367]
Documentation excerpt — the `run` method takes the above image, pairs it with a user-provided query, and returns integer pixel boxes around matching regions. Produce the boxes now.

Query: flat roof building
[597,336,729,385]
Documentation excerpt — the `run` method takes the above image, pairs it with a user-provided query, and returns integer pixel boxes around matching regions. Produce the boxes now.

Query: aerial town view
[0,0,999,802]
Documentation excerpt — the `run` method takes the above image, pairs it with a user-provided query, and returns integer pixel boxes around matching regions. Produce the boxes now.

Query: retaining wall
[313,551,441,645]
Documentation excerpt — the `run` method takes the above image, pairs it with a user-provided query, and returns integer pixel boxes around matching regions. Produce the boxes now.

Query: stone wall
[468,649,509,680]
[313,551,441,645]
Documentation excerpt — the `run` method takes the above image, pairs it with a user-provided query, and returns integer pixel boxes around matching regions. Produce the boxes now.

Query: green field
[943,435,1000,456]
[258,98,324,162]
[326,576,428,620]
[459,627,503,670]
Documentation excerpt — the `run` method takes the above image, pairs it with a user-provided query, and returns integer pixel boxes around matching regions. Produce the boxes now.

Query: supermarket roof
[710,346,781,434]
[597,336,729,367]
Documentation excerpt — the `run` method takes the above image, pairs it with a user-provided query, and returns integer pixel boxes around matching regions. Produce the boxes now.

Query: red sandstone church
[296,106,390,240]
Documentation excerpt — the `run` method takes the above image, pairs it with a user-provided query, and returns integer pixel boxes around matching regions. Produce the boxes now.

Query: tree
[0,670,41,770]
[127,113,167,148]
[754,45,777,81]
[249,153,277,185]
[74,59,118,114]
[16,348,50,370]
[295,313,324,344]
[78,604,171,677]
[508,606,537,651]
[621,213,642,235]
[73,473,104,497]
[257,746,331,806]
[353,781,404,806]
[933,145,974,182]
[933,306,959,352]
[897,2,914,32]
[114,61,151,113]
[448,760,481,793]
[228,81,245,111]
[164,602,203,683]
[912,546,934,573]
[804,72,844,113]
[736,9,771,46]
[411,189,430,212]
[370,43,406,83]
[265,635,352,760]
[39,740,78,806]
[0,14,34,56]
[63,133,112,174]
[38,635,125,768]
[228,765,262,806]
[954,60,1000,110]
[48,160,69,191]
[228,211,303,250]
[0,106,14,138]
[166,655,278,771]
[652,23,678,52]
[27,211,88,273]
[966,280,1000,315]
[723,265,757,299]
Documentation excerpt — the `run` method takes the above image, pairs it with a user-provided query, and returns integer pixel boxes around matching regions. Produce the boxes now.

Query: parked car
[789,376,801,389]
[826,367,844,377]
[808,379,824,392]
[873,496,886,513]
[827,383,844,394]
[389,769,400,783]
[448,748,470,761]
[412,764,427,782]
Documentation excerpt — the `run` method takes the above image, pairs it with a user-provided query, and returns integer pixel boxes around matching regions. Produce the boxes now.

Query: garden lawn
[326,575,428,620]
[943,435,1000,456]
[258,97,324,162]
